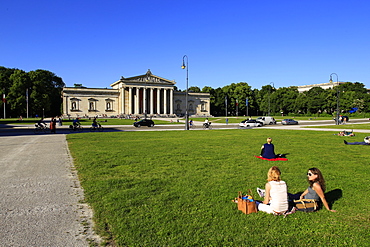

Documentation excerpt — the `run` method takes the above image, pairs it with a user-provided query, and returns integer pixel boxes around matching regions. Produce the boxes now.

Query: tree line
[0,66,65,118]
[2,65,369,118]
[186,82,370,117]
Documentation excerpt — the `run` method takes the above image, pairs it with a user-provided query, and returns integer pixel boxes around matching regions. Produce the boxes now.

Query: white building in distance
[62,70,210,118]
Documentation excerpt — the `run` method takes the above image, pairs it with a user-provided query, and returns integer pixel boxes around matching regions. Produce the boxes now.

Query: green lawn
[304,123,370,130]
[67,129,369,246]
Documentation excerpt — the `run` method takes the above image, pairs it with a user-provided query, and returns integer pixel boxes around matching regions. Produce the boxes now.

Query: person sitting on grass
[255,166,288,215]
[344,136,370,145]
[260,137,284,159]
[288,168,336,212]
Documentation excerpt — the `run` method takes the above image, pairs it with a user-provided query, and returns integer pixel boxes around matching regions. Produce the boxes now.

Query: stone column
[135,87,139,114]
[143,87,147,115]
[121,86,125,114]
[128,87,132,114]
[150,88,154,115]
[65,96,69,116]
[169,89,173,115]
[134,87,140,114]
[163,89,167,114]
[157,88,161,114]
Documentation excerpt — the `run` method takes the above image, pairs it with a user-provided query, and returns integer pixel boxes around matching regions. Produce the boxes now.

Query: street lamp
[329,73,340,125]
[182,55,189,130]
[268,82,274,116]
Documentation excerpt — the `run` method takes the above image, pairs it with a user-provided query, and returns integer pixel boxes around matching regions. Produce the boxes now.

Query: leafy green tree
[8,70,31,117]
[28,69,65,117]
[305,87,327,114]
[201,86,213,93]
[207,87,220,116]
[188,86,200,93]
[294,93,308,114]
[271,87,299,115]
[222,82,254,116]
[256,85,275,115]
[1,67,65,118]
[0,67,17,117]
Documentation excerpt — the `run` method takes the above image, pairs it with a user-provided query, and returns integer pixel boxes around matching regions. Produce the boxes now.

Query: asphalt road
[1,118,369,135]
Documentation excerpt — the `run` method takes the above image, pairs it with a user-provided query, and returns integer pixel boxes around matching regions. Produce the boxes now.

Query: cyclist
[72,118,81,129]
[36,118,46,128]
[91,117,101,129]
[203,118,211,128]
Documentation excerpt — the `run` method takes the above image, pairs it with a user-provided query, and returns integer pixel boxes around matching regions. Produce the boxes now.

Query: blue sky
[1,0,370,90]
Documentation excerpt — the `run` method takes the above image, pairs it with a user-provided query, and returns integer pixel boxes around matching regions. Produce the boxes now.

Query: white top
[268,180,288,213]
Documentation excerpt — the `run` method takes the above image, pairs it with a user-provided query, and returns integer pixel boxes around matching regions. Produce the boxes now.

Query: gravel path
[0,134,100,246]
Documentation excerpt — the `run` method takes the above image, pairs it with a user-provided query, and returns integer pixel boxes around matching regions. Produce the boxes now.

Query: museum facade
[62,70,210,118]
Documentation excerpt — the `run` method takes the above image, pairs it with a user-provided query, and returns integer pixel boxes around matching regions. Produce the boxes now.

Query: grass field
[304,123,370,130]
[67,129,370,246]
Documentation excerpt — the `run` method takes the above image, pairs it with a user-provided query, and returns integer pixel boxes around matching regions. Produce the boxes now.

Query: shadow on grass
[325,188,343,208]
[278,153,290,158]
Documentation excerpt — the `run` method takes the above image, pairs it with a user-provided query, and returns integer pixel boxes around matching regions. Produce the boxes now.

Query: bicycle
[34,123,49,134]
[69,124,83,132]
[203,122,212,130]
[90,124,104,132]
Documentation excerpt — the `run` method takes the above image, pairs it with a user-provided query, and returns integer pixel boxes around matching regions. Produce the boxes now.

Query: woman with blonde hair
[256,166,288,214]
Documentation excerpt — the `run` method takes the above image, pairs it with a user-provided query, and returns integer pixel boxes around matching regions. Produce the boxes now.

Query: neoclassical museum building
[62,70,210,118]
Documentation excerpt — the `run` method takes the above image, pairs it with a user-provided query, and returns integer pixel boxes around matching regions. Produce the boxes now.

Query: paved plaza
[0,133,99,246]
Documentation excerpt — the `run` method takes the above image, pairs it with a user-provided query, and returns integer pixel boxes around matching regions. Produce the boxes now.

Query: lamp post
[268,82,274,116]
[181,55,189,130]
[329,73,340,125]
[26,88,29,118]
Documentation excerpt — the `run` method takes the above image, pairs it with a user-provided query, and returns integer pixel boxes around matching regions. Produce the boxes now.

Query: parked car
[133,119,155,127]
[256,116,276,125]
[239,119,263,128]
[281,119,298,125]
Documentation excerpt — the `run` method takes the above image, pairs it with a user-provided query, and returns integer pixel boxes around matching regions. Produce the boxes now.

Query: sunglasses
[307,172,315,176]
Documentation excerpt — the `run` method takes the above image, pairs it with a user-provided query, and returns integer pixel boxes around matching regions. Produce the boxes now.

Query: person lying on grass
[255,166,289,215]
[344,136,370,145]
[288,167,336,212]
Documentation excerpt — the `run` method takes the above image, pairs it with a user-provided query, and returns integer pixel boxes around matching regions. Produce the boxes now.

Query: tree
[271,87,299,115]
[211,87,226,116]
[305,87,327,114]
[201,86,213,93]
[28,69,65,117]
[0,66,17,117]
[256,85,276,115]
[221,82,254,116]
[188,86,200,93]
[1,67,65,118]
[294,93,308,114]
[8,70,31,117]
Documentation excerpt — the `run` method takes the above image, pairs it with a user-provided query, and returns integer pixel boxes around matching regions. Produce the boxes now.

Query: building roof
[110,69,176,87]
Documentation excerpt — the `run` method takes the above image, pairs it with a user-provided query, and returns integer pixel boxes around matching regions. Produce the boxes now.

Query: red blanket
[254,156,288,161]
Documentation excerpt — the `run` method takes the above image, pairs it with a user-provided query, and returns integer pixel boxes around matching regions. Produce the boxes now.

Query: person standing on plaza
[50,117,57,134]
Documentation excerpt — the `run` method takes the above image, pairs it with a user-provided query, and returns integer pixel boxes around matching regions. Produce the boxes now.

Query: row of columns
[121,86,173,115]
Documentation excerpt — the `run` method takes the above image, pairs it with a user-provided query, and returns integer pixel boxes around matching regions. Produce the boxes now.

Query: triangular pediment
[111,69,176,87]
